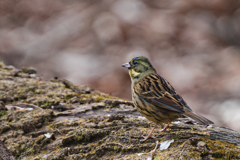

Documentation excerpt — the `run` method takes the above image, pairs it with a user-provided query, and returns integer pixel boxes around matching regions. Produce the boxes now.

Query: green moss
[153,138,240,160]
[0,110,8,117]
[1,63,240,160]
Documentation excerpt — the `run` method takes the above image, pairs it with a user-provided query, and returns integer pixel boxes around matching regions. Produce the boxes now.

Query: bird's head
[122,56,156,81]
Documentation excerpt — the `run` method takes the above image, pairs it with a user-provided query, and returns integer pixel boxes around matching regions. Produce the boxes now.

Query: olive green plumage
[122,56,213,141]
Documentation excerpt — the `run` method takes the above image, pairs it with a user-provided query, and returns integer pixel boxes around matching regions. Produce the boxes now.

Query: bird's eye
[133,61,138,65]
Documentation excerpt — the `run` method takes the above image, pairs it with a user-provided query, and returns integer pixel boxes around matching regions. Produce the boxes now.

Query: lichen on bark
[0,61,240,160]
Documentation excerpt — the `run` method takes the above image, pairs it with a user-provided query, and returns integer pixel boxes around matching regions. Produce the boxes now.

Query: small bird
[122,56,213,142]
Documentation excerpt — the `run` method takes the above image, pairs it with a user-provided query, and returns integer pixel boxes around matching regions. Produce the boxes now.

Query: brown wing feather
[135,73,190,113]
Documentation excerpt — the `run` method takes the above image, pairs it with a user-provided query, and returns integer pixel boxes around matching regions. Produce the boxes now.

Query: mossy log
[0,61,240,160]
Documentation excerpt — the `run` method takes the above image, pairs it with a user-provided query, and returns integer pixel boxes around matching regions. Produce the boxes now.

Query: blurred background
[1,0,240,131]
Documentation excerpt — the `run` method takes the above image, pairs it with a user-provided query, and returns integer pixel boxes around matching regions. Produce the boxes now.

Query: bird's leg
[140,123,158,142]
[160,122,171,132]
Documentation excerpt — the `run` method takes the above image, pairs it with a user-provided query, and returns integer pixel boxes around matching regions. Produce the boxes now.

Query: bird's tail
[183,111,214,125]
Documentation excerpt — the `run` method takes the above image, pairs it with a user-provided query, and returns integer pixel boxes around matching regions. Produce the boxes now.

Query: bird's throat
[129,69,140,80]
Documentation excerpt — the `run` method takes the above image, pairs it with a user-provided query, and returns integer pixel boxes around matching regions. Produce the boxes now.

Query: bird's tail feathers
[183,111,214,125]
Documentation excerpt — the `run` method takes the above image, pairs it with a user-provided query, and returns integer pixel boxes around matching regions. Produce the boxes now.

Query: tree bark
[0,62,240,160]
[0,140,15,160]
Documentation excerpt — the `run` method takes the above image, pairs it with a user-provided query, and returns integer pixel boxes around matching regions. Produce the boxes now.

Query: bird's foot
[158,122,171,132]
[156,128,170,133]
[140,133,156,142]
[158,128,170,132]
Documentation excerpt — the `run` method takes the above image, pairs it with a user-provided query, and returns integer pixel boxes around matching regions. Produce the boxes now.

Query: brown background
[1,0,240,131]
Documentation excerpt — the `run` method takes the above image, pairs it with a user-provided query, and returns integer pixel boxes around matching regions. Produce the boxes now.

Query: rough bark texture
[0,140,16,160]
[0,61,240,160]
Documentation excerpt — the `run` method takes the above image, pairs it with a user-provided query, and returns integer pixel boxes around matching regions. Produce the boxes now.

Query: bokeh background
[1,0,240,131]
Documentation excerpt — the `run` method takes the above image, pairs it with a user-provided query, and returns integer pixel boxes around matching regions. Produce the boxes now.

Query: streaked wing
[134,73,191,113]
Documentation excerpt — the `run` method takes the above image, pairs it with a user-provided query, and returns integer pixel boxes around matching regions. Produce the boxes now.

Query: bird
[122,56,214,142]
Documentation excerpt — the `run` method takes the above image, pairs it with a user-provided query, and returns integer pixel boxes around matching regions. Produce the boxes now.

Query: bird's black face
[122,56,156,80]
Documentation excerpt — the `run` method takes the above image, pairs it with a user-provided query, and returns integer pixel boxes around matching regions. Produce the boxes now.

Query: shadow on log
[0,140,16,160]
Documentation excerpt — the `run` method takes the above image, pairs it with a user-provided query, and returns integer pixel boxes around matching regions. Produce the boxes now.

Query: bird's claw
[140,134,156,142]
[158,128,170,132]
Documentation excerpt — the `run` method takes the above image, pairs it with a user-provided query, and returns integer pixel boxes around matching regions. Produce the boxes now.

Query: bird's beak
[122,62,131,69]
